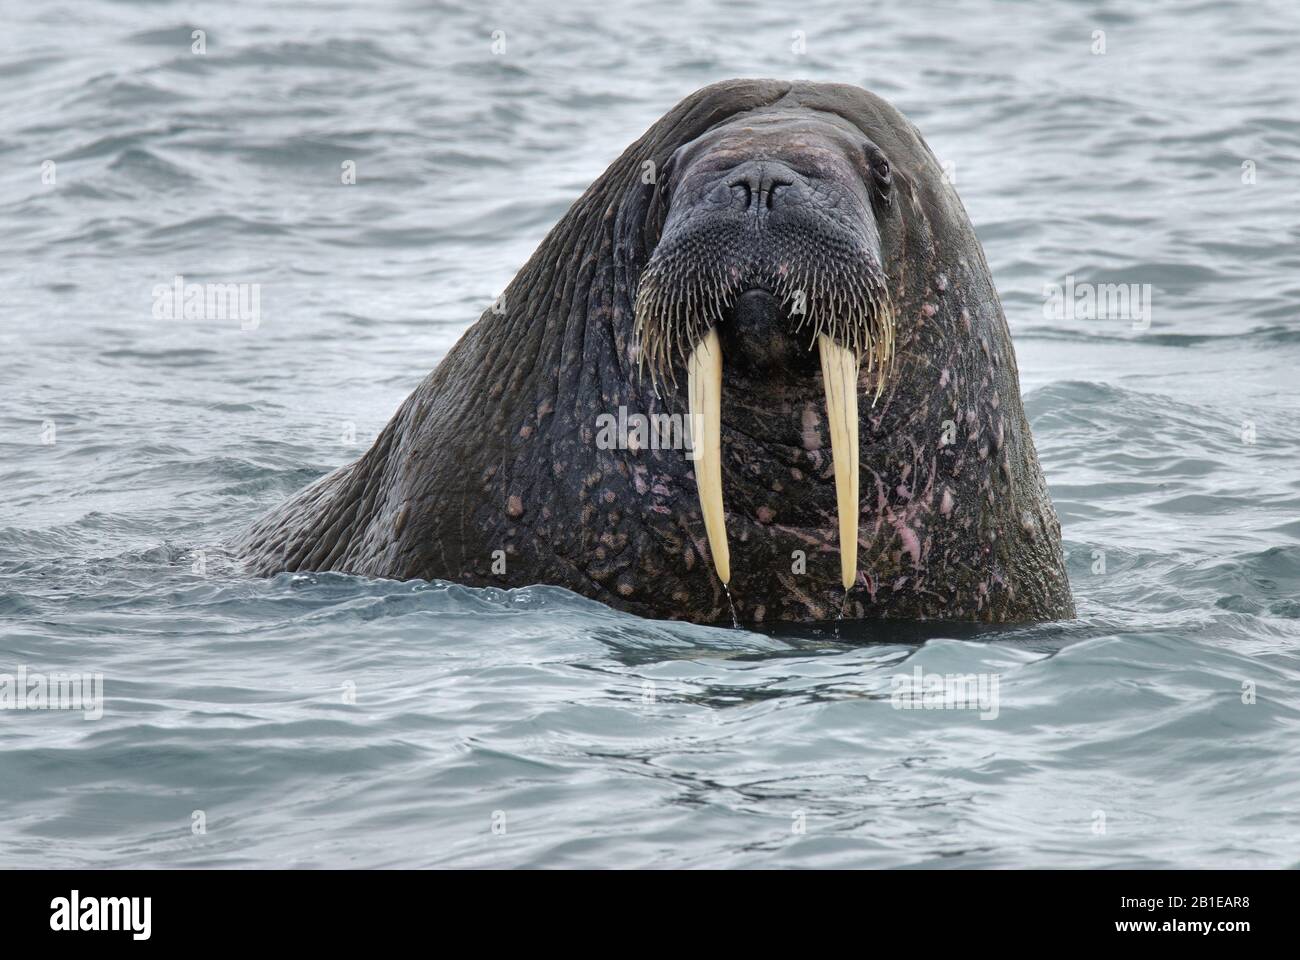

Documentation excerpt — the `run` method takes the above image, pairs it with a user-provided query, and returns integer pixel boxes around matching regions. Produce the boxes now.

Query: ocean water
[2,0,1299,869]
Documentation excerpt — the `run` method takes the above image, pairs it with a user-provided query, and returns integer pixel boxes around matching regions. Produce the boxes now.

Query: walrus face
[634,113,898,594]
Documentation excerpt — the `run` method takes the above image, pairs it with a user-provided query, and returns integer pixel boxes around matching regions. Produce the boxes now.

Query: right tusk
[687,327,730,585]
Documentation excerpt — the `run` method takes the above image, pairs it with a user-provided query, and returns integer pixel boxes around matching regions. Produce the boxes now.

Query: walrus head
[634,114,896,379]
[632,112,900,593]
[241,79,1074,626]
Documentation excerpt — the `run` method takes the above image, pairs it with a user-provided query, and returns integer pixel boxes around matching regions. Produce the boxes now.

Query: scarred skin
[238,79,1075,625]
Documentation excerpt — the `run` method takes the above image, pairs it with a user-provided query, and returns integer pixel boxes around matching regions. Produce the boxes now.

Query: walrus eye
[869,152,892,206]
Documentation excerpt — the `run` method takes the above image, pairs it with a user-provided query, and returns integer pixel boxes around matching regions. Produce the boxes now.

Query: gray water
[2,0,1299,868]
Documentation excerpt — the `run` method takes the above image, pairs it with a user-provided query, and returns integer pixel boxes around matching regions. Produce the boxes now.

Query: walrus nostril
[727,165,795,214]
[766,180,792,209]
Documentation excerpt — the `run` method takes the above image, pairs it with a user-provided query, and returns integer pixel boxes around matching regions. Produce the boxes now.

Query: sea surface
[2,0,1298,868]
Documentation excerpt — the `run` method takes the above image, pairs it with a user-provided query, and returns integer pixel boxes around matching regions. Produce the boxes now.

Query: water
[2,0,1299,868]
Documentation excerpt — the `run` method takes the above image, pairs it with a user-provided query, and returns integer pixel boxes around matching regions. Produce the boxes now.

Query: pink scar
[894,521,922,567]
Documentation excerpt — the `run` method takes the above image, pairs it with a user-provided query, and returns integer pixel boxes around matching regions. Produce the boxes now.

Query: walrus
[239,79,1075,625]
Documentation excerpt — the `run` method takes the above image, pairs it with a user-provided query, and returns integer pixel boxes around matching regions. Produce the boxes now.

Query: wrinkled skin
[239,79,1075,625]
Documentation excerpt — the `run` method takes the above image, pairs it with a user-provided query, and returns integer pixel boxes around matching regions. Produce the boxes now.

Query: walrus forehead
[669,111,873,184]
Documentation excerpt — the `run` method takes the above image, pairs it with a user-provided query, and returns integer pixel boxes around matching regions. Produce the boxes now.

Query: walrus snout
[722,160,799,216]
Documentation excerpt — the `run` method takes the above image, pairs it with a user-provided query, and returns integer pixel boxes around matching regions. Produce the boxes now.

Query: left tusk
[818,333,860,591]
